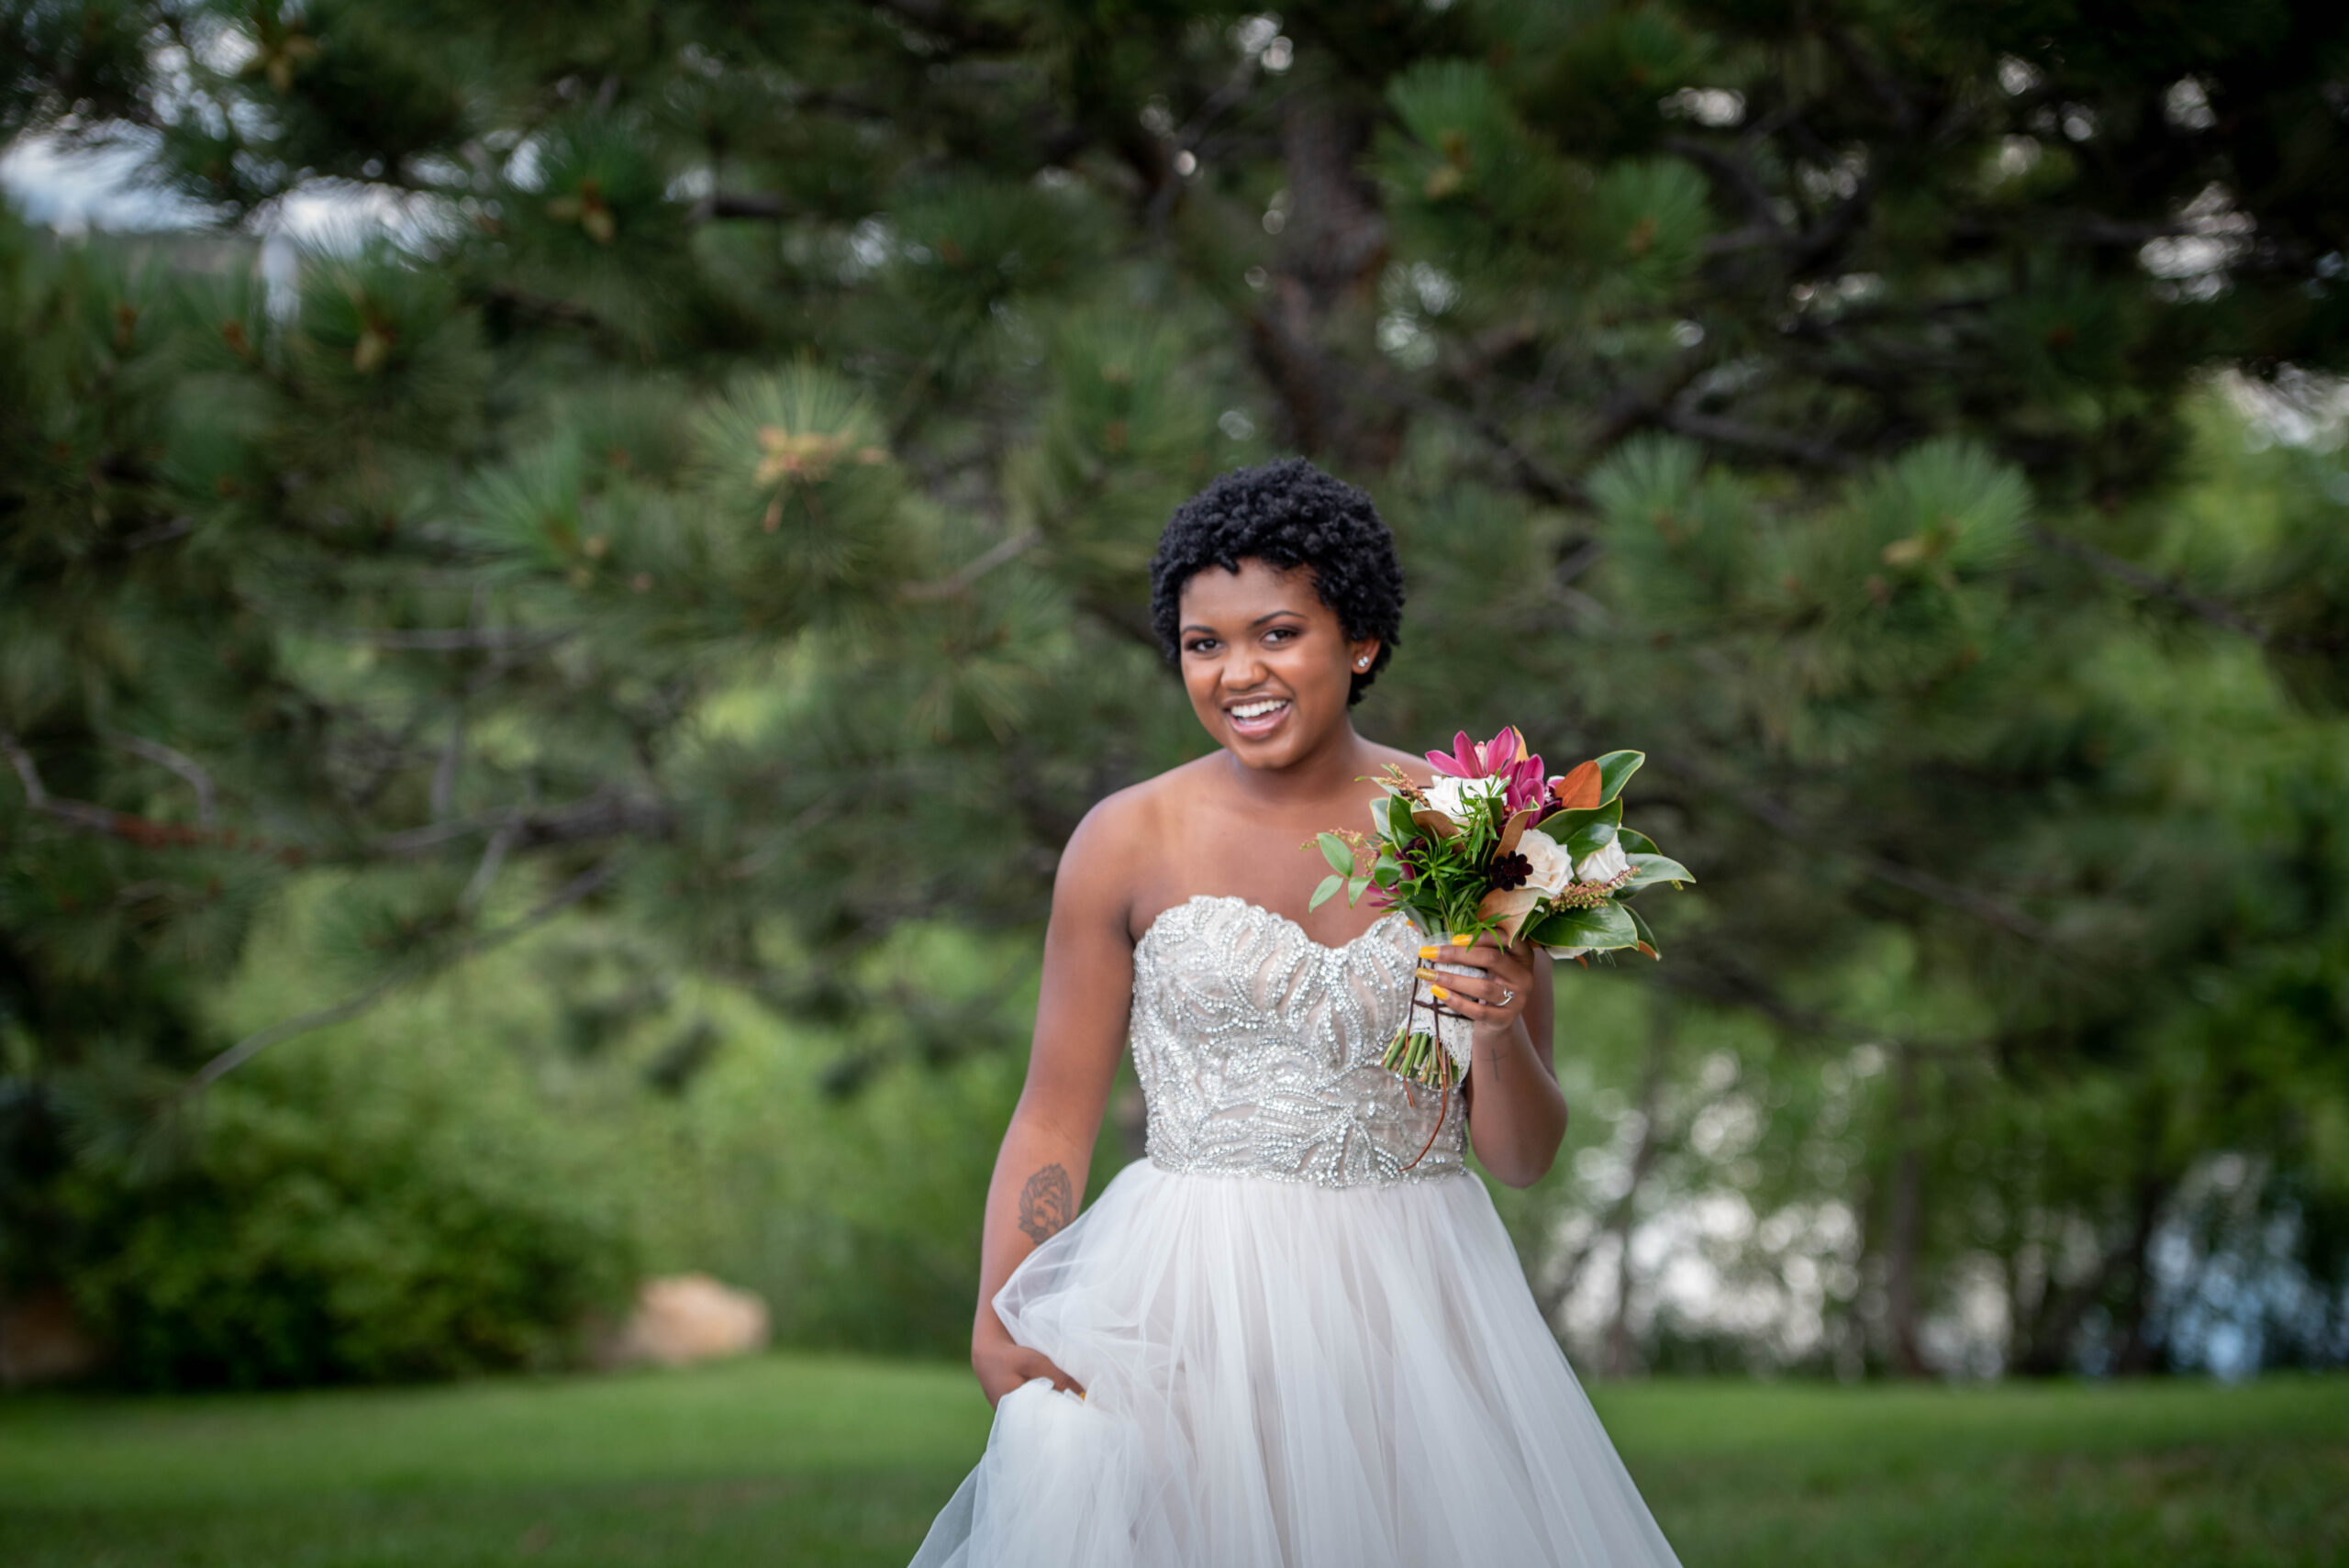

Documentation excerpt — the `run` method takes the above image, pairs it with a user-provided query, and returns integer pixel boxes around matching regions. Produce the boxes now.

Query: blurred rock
[0,1289,103,1387]
[596,1273,770,1370]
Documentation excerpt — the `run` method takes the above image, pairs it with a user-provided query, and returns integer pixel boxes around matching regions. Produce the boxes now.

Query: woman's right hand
[974,1328,1085,1407]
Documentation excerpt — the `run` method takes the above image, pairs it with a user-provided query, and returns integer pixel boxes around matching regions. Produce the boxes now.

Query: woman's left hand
[1419,931,1536,1039]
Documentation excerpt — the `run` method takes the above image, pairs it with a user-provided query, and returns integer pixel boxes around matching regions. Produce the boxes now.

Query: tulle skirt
[908,1160,1683,1567]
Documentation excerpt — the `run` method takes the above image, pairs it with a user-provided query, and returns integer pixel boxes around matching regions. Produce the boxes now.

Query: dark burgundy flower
[1486,851,1532,892]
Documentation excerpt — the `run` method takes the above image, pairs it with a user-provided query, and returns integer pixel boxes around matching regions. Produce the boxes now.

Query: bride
[909,459,1683,1567]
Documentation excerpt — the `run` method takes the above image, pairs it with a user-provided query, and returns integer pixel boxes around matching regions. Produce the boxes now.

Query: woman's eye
[1185,639,1217,655]
[1264,627,1296,643]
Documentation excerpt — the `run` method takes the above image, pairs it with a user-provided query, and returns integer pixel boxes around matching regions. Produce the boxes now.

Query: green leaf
[1623,852,1694,891]
[1309,873,1345,911]
[1525,902,1638,951]
[1367,795,1396,843]
[1624,901,1662,960]
[1536,797,1622,851]
[1615,826,1658,855]
[1317,831,1354,877]
[1595,750,1644,806]
[1564,819,1618,862]
[1561,800,1624,861]
[1347,874,1371,906]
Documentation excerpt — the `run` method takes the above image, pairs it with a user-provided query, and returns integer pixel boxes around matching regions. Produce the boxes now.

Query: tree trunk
[1882,1043,1930,1377]
[2112,1158,2174,1374]
[1601,1006,1673,1378]
[2014,1241,2126,1376]
[1247,91,1402,473]
[2013,1110,2175,1376]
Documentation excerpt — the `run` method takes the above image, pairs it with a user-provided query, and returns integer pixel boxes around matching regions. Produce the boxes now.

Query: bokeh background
[3,2,2346,1564]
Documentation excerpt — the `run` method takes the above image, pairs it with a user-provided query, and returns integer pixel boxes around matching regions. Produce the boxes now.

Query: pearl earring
[1356,657,1369,668]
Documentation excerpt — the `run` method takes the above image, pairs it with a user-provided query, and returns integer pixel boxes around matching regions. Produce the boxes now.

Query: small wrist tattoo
[1017,1162,1074,1245]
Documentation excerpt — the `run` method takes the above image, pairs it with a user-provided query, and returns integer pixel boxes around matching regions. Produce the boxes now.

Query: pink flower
[1424,726,1549,816]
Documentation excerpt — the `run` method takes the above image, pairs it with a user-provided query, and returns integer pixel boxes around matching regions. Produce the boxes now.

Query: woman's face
[1176,558,1378,770]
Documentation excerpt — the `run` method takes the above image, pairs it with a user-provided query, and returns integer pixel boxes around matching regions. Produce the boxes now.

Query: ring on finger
[1499,986,1516,1005]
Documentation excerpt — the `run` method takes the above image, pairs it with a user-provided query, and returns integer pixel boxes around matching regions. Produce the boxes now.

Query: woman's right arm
[969,798,1140,1406]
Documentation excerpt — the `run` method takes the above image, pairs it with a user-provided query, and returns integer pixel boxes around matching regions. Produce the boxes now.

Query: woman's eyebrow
[1180,608,1304,633]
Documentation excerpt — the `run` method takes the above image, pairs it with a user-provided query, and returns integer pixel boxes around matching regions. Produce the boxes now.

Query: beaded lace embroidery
[1130,894,1468,1186]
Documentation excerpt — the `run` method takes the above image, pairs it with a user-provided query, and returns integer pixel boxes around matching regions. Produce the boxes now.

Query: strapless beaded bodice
[1128,895,1467,1186]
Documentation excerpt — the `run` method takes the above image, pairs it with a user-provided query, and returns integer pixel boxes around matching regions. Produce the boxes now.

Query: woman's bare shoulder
[1055,756,1222,894]
[1354,736,1435,788]
[1067,754,1219,844]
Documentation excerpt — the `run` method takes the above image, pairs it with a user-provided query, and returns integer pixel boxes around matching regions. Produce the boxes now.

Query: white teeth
[1231,699,1288,720]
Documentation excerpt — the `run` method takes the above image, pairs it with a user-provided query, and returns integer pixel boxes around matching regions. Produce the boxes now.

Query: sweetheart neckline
[1135,892,1412,960]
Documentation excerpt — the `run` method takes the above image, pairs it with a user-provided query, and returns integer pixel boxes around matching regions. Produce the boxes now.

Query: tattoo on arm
[1017,1163,1074,1245]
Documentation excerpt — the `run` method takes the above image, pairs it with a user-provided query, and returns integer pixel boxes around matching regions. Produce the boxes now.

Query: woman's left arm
[1425,934,1566,1187]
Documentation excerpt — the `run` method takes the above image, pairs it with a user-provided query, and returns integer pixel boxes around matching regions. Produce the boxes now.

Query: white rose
[1515,828,1576,896]
[1422,773,1505,825]
[1575,838,1632,886]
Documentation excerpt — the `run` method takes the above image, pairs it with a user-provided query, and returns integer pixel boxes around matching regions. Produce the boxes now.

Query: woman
[910,459,1682,1567]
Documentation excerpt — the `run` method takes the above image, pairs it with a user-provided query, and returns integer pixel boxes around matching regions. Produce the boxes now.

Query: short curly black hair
[1148,458,1406,706]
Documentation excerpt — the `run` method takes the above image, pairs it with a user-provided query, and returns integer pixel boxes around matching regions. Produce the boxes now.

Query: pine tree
[5,1,2346,1376]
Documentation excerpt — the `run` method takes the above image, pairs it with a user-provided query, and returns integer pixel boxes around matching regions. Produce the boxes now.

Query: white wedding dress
[908,894,1683,1568]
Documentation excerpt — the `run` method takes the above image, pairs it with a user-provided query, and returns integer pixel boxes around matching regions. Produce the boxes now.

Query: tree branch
[102,731,218,828]
[478,285,610,333]
[1661,408,1862,472]
[1664,135,1787,239]
[185,855,628,1093]
[1658,950,1982,1062]
[1735,783,2057,944]
[862,0,1025,50]
[459,817,522,912]
[312,626,572,652]
[1822,24,1920,135]
[2028,527,2270,642]
[123,516,195,552]
[1675,751,2059,945]
[898,528,1041,600]
[3,731,240,851]
[372,786,674,856]
[1367,375,1590,507]
[693,191,801,222]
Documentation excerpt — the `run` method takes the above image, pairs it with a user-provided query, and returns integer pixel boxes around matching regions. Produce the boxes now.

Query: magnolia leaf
[1526,902,1638,951]
[1564,817,1620,862]
[1615,826,1659,855]
[1318,831,1354,877]
[1596,750,1644,806]
[1623,852,1694,891]
[1497,806,1538,855]
[1309,872,1345,912]
[1480,885,1541,940]
[1551,759,1602,810]
[1537,797,1622,846]
[1624,901,1662,960]
[1410,806,1463,840]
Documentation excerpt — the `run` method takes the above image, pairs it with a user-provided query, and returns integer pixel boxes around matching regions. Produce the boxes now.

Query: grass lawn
[2,1356,2343,1566]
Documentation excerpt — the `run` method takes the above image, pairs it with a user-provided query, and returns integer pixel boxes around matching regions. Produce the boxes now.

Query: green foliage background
[4,0,2348,1384]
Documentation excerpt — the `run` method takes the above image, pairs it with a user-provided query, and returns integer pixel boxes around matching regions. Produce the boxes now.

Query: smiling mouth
[1225,696,1292,733]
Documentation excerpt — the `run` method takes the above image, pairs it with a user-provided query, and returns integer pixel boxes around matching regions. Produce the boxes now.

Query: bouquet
[1308,727,1691,1094]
